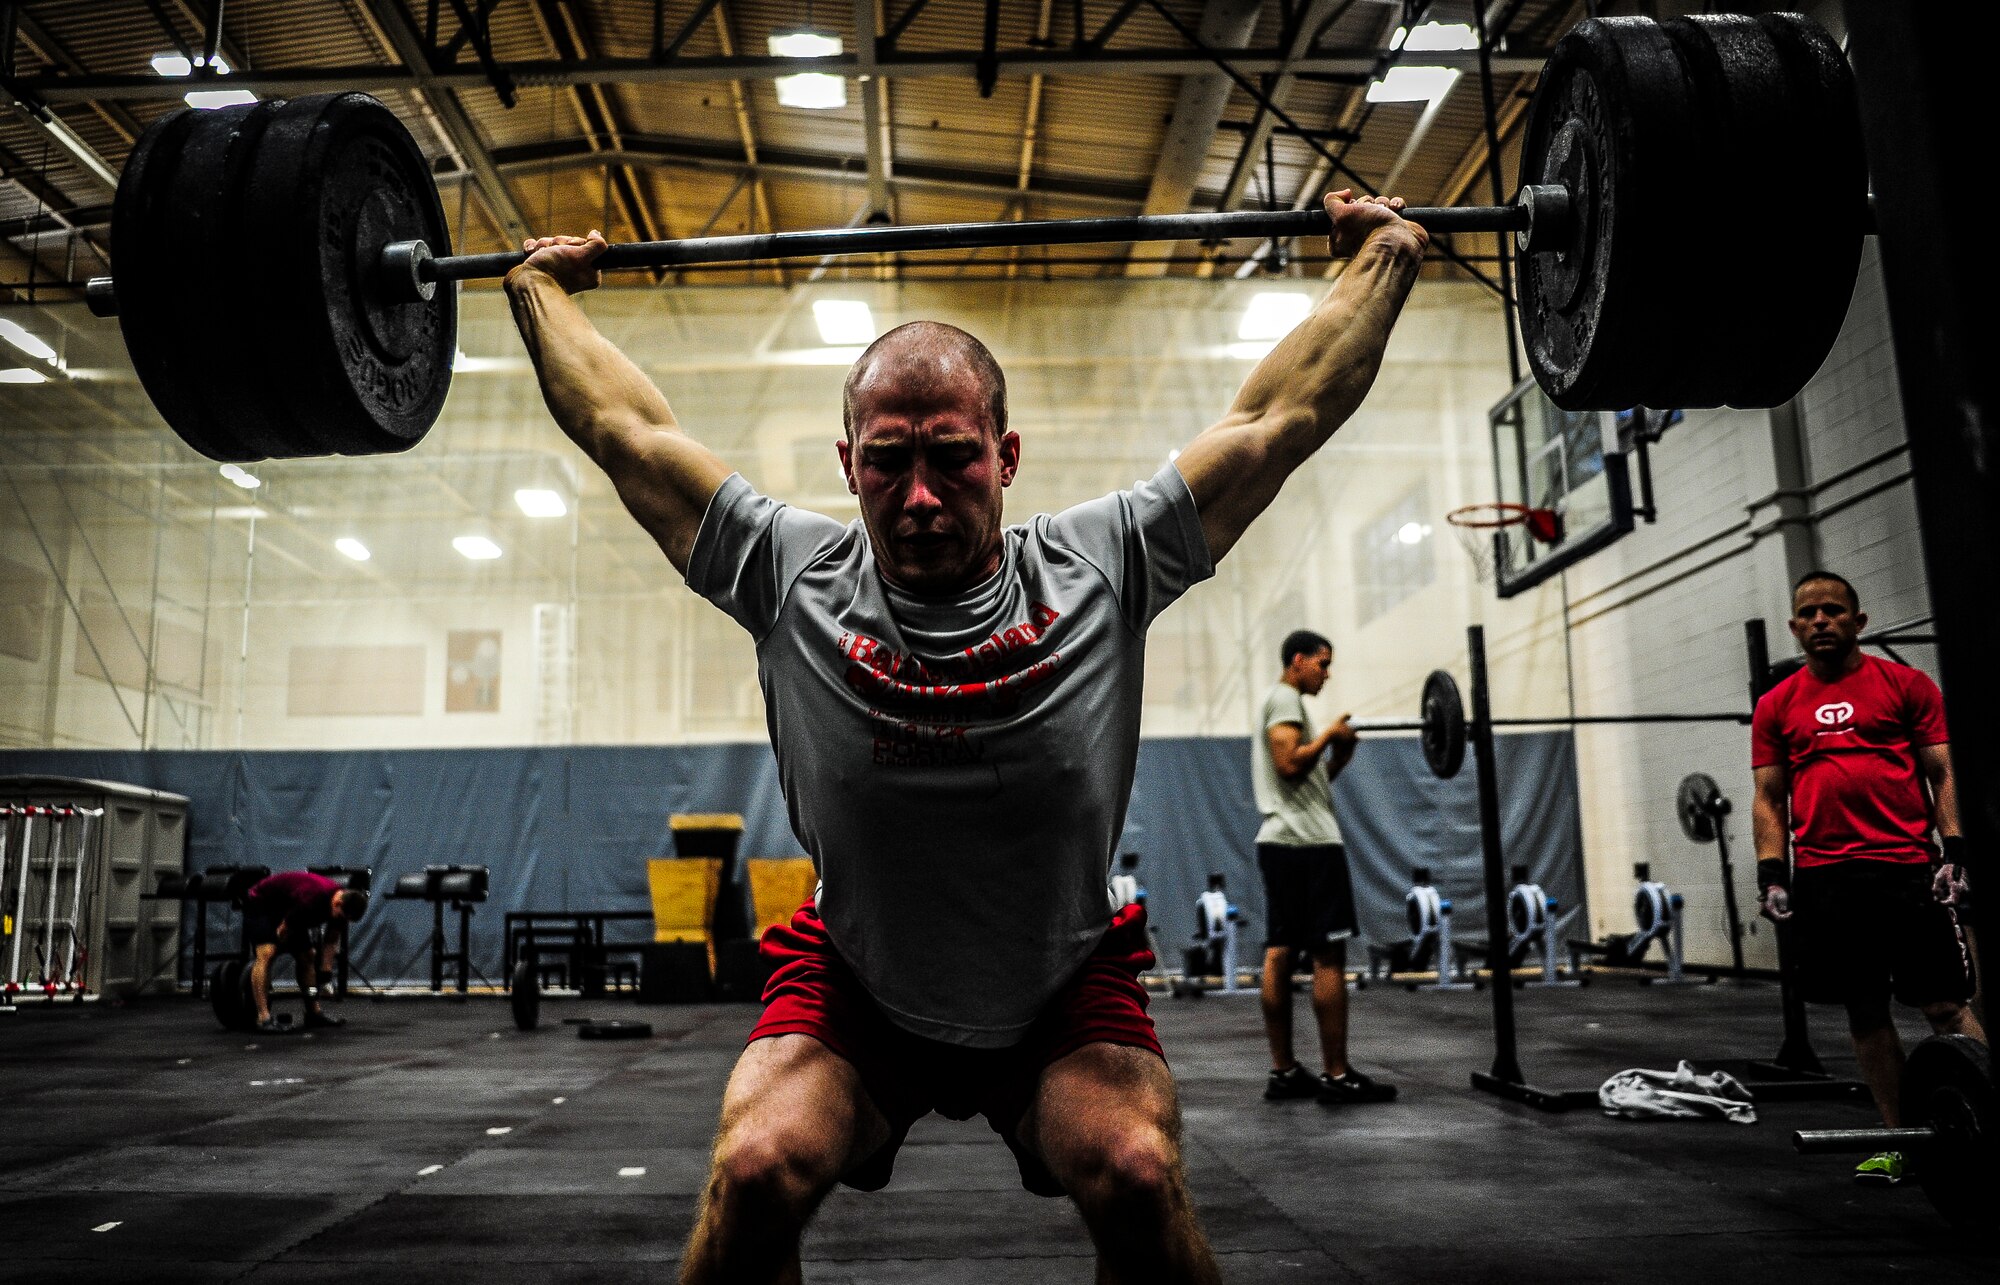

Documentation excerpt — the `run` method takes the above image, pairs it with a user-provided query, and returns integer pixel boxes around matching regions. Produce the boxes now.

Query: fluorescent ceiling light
[334,537,371,562]
[211,505,266,520]
[218,463,262,489]
[1367,66,1461,103]
[1391,23,1478,52]
[514,488,568,518]
[152,52,230,76]
[1239,292,1313,341]
[769,30,842,58]
[453,535,503,561]
[186,89,256,109]
[774,72,846,109]
[812,300,876,345]
[1395,521,1432,546]
[0,319,58,363]
[0,368,50,384]
[770,29,846,109]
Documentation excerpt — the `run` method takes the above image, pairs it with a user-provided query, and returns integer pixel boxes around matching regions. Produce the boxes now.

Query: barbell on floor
[1793,1034,1997,1230]
[1347,669,1752,780]
[76,12,1867,465]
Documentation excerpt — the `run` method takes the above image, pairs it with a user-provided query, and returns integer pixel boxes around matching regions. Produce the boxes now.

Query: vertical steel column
[1842,7,1997,991]
[1469,625,1523,1084]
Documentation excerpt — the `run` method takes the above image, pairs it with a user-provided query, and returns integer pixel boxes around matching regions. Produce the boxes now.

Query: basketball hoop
[1445,502,1563,585]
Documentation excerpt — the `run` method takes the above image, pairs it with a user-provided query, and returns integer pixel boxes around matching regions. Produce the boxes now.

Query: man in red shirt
[1752,570,1984,1186]
[241,870,368,1033]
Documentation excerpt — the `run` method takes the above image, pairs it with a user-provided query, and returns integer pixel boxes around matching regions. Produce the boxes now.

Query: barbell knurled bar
[377,191,1561,301]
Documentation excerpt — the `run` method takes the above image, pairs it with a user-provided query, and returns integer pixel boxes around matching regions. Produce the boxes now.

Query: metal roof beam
[854,0,891,219]
[1125,0,1265,277]
[352,0,530,245]
[1212,0,1344,214]
[477,136,1149,208]
[17,48,1549,103]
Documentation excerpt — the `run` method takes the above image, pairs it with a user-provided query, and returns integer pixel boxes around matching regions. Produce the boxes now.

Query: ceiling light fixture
[812,299,876,345]
[218,463,262,489]
[1391,22,1479,52]
[0,368,50,384]
[334,537,371,561]
[1239,292,1313,341]
[453,535,503,561]
[769,30,846,109]
[0,319,59,364]
[514,488,568,518]
[1367,66,1461,104]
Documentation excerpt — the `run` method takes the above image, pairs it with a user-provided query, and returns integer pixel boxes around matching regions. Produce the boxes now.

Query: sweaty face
[1789,580,1865,661]
[839,358,1018,595]
[1291,647,1333,695]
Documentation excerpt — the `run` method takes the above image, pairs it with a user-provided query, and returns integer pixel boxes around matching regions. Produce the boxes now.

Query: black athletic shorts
[1257,843,1357,953]
[1790,860,1975,1008]
[243,912,318,953]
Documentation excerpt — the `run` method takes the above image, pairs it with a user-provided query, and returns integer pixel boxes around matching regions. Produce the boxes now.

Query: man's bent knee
[1067,1124,1180,1213]
[1921,999,1970,1031]
[709,1126,840,1220]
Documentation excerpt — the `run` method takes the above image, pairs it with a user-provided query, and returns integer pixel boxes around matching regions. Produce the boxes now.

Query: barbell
[1794,1034,1997,1230]
[1349,668,1751,780]
[73,12,1867,465]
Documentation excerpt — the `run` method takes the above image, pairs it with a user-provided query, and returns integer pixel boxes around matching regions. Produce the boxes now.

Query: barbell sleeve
[404,192,1554,294]
[1792,1126,1937,1155]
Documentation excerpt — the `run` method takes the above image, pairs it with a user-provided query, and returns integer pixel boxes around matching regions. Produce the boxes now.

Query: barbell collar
[401,199,1542,297]
[1791,1125,1937,1155]
[379,238,438,304]
[85,276,119,319]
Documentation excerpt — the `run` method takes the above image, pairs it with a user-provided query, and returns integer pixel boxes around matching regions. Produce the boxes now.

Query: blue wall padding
[0,731,1580,984]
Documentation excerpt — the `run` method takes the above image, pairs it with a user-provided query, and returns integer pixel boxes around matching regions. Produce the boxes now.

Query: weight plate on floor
[241,92,456,458]
[111,108,255,462]
[511,957,539,1031]
[1900,1035,1999,1230]
[211,959,249,1030]
[1419,669,1466,780]
[577,1019,653,1041]
[1518,17,1697,411]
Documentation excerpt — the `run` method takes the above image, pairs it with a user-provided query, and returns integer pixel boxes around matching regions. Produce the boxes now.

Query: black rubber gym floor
[0,979,1989,1282]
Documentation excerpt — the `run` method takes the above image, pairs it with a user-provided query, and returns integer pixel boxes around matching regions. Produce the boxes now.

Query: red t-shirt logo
[1814,701,1854,727]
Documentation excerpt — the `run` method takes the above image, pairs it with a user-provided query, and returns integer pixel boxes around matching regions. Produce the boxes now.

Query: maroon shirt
[244,871,343,929]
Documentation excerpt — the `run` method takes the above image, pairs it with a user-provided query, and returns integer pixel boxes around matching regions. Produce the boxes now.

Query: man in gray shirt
[1252,630,1395,1106]
[503,189,1429,1285]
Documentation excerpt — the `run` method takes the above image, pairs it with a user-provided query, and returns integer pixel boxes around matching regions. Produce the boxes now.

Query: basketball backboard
[1483,375,1637,598]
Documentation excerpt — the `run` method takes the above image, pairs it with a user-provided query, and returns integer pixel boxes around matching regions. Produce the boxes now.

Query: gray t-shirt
[1252,682,1343,847]
[686,462,1213,1046]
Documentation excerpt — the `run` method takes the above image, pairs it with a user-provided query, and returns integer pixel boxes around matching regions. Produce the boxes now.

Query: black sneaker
[252,1018,292,1035]
[1317,1069,1398,1105]
[1264,1065,1321,1101]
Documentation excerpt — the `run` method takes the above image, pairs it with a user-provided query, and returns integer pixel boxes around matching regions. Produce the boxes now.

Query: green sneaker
[1854,1151,1905,1185]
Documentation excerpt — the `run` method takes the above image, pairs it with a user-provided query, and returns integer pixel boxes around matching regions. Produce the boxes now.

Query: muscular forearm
[506,269,678,462]
[1752,791,1789,865]
[1229,235,1424,457]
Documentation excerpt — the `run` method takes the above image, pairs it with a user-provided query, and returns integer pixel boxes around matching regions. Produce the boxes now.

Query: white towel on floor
[1599,1061,1758,1124]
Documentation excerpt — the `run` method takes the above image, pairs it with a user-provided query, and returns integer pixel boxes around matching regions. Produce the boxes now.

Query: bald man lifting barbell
[504,189,1425,1284]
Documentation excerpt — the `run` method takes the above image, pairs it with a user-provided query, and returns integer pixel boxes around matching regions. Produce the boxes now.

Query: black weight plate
[1518,17,1698,411]
[211,959,248,1030]
[111,108,254,462]
[1899,1034,1998,1230]
[511,957,539,1031]
[1730,13,1866,408]
[577,1019,653,1041]
[163,100,296,461]
[242,93,455,458]
[1655,15,1792,410]
[1419,669,1466,780]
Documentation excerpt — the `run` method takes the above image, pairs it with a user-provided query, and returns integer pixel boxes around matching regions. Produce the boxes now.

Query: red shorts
[749,900,1163,1197]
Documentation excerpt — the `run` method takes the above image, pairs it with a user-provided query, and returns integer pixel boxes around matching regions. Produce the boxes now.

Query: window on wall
[1353,485,1437,626]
